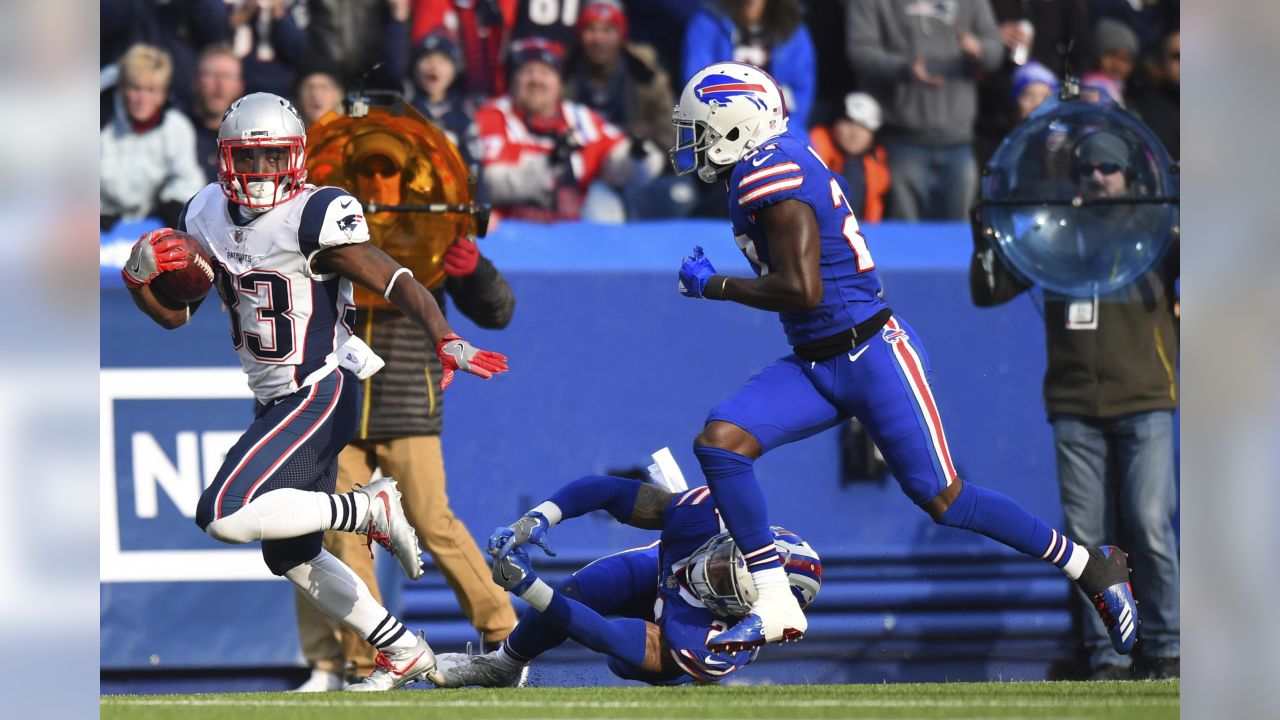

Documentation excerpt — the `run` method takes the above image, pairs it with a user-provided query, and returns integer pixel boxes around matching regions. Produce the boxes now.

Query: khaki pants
[294,435,517,676]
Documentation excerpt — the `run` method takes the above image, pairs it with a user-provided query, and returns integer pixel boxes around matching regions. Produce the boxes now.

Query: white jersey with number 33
[179,183,371,402]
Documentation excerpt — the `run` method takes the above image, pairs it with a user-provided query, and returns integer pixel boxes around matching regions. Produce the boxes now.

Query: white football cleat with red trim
[357,477,424,580]
[345,632,441,691]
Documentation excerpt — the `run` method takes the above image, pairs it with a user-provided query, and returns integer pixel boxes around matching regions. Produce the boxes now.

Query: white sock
[286,549,416,652]
[324,490,370,533]
[494,645,527,670]
[751,565,789,592]
[1061,543,1090,581]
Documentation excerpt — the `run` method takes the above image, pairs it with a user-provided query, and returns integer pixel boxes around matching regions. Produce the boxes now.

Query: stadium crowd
[100,0,1179,228]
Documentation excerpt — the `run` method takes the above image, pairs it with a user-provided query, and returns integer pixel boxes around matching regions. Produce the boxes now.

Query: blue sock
[936,481,1080,571]
[504,577,581,662]
[693,445,780,572]
[503,605,566,663]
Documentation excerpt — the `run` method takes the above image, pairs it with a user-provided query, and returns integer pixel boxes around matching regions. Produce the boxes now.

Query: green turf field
[101,681,1179,720]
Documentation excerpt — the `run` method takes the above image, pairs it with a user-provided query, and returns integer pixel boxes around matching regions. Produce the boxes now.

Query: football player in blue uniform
[668,62,1139,656]
[122,93,509,690]
[428,475,822,687]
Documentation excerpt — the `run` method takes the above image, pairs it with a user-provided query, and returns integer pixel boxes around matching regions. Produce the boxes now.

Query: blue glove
[679,246,717,298]
[487,511,556,561]
[491,545,539,595]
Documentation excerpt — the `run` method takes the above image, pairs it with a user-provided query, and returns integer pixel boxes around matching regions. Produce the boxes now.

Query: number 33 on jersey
[180,184,367,403]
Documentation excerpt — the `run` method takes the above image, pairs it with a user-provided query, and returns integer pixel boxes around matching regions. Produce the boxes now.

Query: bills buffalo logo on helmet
[694,73,769,110]
[336,213,364,240]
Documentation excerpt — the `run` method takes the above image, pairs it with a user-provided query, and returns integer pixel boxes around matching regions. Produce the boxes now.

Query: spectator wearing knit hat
[410,1,517,99]
[408,32,482,172]
[1011,61,1059,121]
[295,68,345,126]
[563,1,689,220]
[1091,0,1179,56]
[1093,17,1139,92]
[974,0,1094,167]
[564,0,674,151]
[808,92,892,223]
[473,38,663,222]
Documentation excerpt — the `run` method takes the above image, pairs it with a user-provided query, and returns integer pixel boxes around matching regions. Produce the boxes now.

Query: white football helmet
[217,92,309,210]
[686,526,822,618]
[671,62,789,183]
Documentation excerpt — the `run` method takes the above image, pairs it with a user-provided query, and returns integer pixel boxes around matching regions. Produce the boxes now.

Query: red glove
[442,237,480,277]
[121,228,190,289]
[436,332,509,390]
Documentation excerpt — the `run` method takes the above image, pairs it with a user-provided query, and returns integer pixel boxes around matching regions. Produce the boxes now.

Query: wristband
[530,501,563,527]
[383,267,414,300]
[519,578,554,612]
[706,275,729,301]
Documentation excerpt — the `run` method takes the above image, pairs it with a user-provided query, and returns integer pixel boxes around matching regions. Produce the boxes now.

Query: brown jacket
[970,237,1179,418]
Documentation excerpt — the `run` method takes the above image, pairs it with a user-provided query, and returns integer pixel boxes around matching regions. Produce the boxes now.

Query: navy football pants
[195,368,359,573]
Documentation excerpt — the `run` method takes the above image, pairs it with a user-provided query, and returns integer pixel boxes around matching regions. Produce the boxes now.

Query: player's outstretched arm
[317,242,508,388]
[318,242,452,339]
[122,228,203,329]
[682,199,823,312]
[488,477,677,560]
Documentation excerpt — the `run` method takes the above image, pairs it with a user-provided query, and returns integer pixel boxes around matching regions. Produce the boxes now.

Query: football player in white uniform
[121,93,508,691]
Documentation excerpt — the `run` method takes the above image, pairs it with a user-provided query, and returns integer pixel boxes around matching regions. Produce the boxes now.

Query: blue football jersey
[654,487,758,683]
[726,131,888,346]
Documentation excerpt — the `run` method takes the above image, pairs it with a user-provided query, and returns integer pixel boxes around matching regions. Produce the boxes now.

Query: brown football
[151,231,215,304]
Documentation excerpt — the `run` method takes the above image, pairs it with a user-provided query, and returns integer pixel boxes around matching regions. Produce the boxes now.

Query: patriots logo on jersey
[336,213,364,240]
[694,73,768,110]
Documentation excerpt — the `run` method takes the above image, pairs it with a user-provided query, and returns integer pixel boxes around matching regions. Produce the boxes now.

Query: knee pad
[262,534,324,576]
[204,511,258,544]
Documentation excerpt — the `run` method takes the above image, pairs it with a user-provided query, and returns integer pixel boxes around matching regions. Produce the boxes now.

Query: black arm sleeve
[444,254,516,329]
